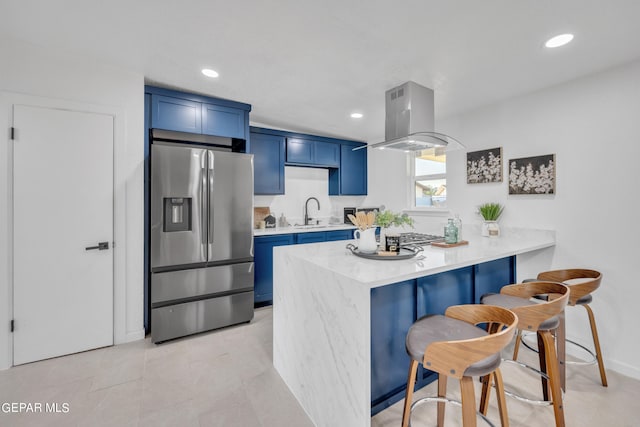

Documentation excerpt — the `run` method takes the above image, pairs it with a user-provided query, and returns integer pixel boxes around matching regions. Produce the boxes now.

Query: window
[413,147,447,207]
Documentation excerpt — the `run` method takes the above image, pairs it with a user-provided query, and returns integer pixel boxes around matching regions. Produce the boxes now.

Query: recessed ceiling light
[202,68,219,78]
[350,112,363,119]
[545,34,574,48]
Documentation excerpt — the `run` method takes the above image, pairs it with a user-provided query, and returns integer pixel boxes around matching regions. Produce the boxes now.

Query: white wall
[428,59,640,379]
[254,166,363,225]
[0,37,145,369]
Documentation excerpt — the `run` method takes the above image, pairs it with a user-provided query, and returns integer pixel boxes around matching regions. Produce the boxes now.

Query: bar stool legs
[402,360,419,427]
[584,304,608,387]
[535,268,608,388]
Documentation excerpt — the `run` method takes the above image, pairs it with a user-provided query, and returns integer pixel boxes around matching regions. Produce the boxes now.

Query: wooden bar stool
[535,269,607,387]
[480,281,569,427]
[401,304,517,427]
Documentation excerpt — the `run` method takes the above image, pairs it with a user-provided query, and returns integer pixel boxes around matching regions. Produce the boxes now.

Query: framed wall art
[466,147,503,183]
[508,154,556,194]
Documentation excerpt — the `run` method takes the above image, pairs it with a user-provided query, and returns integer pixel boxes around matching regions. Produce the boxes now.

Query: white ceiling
[3,0,640,142]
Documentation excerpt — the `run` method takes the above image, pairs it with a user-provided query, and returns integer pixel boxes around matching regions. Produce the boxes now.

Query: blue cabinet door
[416,267,474,317]
[325,229,354,241]
[151,95,202,133]
[254,234,295,303]
[250,132,285,195]
[371,280,416,412]
[331,143,367,195]
[203,103,245,139]
[473,256,516,303]
[286,138,314,164]
[296,232,326,244]
[314,141,340,167]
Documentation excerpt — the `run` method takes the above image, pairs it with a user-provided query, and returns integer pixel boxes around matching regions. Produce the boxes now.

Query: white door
[13,104,114,365]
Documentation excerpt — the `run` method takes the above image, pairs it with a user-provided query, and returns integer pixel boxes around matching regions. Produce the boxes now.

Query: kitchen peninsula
[272,228,555,427]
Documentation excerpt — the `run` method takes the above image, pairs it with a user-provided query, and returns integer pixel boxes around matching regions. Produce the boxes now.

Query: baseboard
[115,328,146,345]
[606,359,640,381]
[563,336,640,381]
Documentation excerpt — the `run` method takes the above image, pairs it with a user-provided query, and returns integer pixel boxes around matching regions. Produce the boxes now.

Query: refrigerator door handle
[208,151,215,246]
[201,152,207,248]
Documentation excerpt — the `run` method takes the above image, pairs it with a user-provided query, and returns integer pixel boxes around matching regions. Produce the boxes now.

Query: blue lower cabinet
[473,256,516,303]
[296,232,326,244]
[416,266,474,317]
[325,229,354,241]
[371,280,416,414]
[295,230,354,244]
[254,234,295,304]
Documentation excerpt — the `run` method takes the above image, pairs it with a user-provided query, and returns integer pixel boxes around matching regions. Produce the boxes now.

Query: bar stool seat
[402,304,517,427]
[406,314,503,377]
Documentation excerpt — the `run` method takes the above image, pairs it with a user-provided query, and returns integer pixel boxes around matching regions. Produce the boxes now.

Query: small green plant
[478,203,504,221]
[375,210,415,229]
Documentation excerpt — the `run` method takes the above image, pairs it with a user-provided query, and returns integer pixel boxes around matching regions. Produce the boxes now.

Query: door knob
[85,242,109,251]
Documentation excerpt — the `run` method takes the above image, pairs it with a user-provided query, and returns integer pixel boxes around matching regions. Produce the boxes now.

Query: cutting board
[431,240,469,248]
[254,207,270,223]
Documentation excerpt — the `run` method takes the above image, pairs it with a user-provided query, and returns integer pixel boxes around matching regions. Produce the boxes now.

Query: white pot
[482,220,500,237]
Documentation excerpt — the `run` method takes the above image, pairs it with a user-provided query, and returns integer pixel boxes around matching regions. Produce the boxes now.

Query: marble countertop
[273,227,555,288]
[253,223,356,236]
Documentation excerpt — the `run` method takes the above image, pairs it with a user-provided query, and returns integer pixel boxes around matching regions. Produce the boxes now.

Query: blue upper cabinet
[146,86,251,141]
[314,141,340,167]
[286,138,340,168]
[329,142,368,195]
[152,95,202,134]
[202,103,245,139]
[250,132,285,195]
[251,126,366,196]
[286,138,314,164]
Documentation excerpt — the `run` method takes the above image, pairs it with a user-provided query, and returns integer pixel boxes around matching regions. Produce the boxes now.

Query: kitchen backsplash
[254,166,367,226]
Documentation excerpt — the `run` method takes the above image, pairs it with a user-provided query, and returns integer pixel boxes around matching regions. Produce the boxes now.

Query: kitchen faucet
[304,197,320,225]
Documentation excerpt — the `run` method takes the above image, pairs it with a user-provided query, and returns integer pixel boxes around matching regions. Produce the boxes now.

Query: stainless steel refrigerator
[150,138,254,343]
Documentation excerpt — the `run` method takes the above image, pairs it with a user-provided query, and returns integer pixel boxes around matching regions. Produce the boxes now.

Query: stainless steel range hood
[357,81,463,151]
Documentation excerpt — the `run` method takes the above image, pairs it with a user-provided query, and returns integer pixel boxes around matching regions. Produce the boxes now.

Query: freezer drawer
[151,262,254,305]
[151,291,254,343]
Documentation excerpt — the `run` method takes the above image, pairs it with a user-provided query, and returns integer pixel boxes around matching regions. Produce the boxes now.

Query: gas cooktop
[399,232,445,246]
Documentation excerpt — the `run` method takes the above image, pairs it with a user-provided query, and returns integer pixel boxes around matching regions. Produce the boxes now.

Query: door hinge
[10,127,15,140]
[10,319,14,333]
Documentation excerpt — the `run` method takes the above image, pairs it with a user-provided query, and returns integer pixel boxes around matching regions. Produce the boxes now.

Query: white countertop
[253,223,356,236]
[274,227,555,288]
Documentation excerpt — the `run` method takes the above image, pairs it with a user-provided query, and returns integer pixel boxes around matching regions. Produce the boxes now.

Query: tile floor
[0,306,638,426]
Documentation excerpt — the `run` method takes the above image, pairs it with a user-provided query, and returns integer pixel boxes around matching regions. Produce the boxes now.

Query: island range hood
[357,81,463,151]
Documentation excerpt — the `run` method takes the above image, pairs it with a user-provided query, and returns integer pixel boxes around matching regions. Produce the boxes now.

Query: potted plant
[478,203,503,237]
[375,210,414,249]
